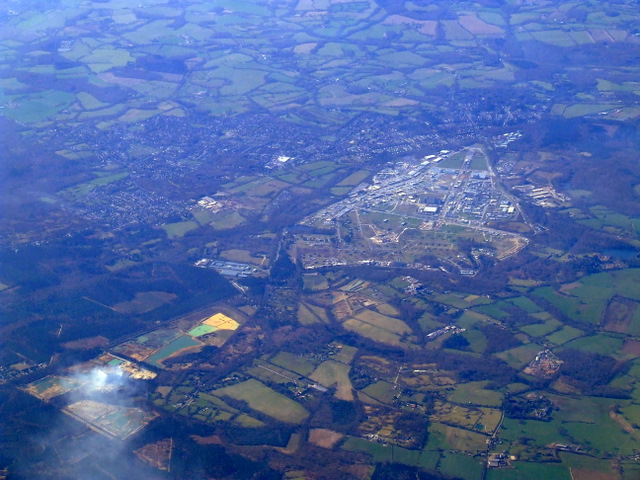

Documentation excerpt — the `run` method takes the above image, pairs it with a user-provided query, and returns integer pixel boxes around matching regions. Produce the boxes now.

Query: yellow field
[203,313,239,330]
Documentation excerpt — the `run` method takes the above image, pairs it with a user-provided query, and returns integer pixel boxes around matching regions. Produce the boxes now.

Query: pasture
[438,452,484,480]
[353,309,411,335]
[448,381,503,407]
[496,343,541,370]
[269,351,316,377]
[214,379,309,424]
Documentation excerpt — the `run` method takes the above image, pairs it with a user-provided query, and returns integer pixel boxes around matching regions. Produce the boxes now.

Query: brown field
[310,360,354,401]
[134,438,172,472]
[603,297,637,333]
[622,340,640,356]
[383,98,419,107]
[357,355,395,377]
[294,42,317,54]
[220,249,266,266]
[62,336,109,350]
[458,14,504,35]
[308,428,344,448]
[345,465,376,480]
[112,291,176,314]
[119,108,157,123]
[571,468,618,480]
[98,72,144,87]
[191,434,223,445]
[609,408,637,436]
[156,386,172,398]
[401,368,456,389]
[431,401,482,429]
[114,344,155,362]
[332,299,354,321]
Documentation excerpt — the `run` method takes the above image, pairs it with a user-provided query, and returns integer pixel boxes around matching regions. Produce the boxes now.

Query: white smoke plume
[10,364,167,479]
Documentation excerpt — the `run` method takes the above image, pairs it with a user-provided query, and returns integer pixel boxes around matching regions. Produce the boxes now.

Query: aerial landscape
[1,0,640,478]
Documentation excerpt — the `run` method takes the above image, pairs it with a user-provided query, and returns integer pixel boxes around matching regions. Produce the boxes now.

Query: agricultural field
[111,311,242,368]
[310,360,354,401]
[448,381,503,407]
[214,379,309,424]
[5,0,640,478]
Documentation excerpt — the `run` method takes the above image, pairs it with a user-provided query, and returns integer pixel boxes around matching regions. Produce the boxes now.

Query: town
[295,144,530,272]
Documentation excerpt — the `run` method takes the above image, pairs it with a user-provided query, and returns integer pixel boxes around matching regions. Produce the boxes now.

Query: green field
[214,379,309,424]
[342,437,435,468]
[269,351,316,377]
[448,381,503,407]
[362,380,396,404]
[496,343,541,370]
[468,152,488,170]
[533,286,607,325]
[507,296,543,313]
[303,273,329,291]
[332,345,358,364]
[162,220,199,239]
[438,452,484,480]
[500,417,566,447]
[5,0,640,476]
[337,170,370,186]
[561,334,623,357]
[427,422,488,451]
[521,318,562,337]
[457,310,493,329]
[187,324,217,337]
[545,326,584,345]
[487,463,571,480]
[297,303,324,325]
[210,211,246,230]
[433,291,492,309]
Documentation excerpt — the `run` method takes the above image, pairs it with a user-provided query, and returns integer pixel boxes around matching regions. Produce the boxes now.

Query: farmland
[214,379,309,424]
[3,0,640,478]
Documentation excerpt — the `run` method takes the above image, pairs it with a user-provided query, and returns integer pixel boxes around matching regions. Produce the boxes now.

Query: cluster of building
[426,325,466,341]
[0,361,46,385]
[194,258,260,277]
[195,196,225,213]
[513,184,570,208]
[494,131,523,148]
[301,147,522,255]
[523,350,563,378]
[550,443,584,453]
[401,276,423,295]
[62,181,183,230]
[487,452,517,468]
